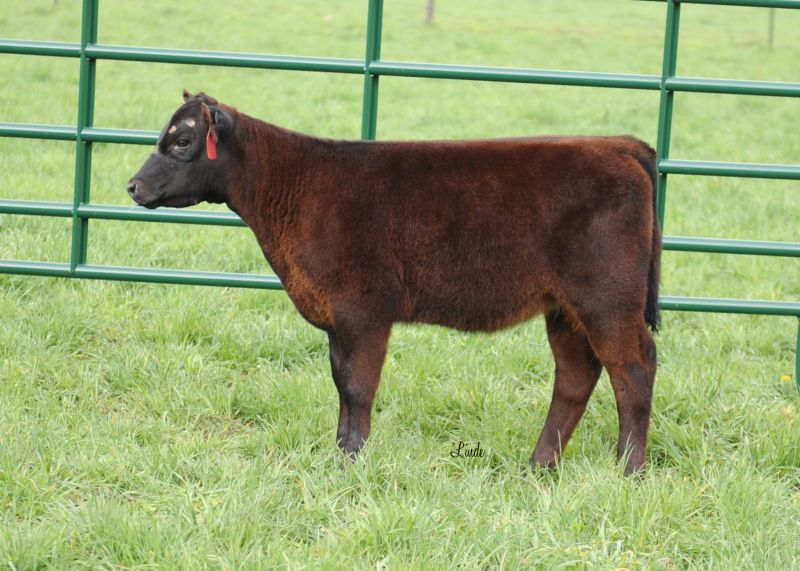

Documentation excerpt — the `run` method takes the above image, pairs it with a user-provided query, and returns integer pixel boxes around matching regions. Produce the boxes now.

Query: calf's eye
[175,138,191,149]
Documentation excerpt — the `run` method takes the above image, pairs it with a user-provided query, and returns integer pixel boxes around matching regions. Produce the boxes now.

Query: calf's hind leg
[531,309,603,470]
[584,320,657,475]
[327,323,391,456]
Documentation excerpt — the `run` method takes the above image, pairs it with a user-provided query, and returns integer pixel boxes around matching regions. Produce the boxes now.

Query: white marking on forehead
[185,119,196,127]
[168,125,177,134]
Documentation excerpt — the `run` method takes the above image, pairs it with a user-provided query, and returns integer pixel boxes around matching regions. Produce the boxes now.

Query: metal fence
[0,0,798,384]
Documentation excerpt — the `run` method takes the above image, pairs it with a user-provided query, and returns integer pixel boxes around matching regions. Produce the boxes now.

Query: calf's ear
[182,88,192,102]
[208,106,234,140]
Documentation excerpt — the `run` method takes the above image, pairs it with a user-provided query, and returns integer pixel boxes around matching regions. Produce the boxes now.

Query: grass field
[1,0,799,568]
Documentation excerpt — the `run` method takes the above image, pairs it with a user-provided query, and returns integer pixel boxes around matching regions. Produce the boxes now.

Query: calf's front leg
[327,323,391,456]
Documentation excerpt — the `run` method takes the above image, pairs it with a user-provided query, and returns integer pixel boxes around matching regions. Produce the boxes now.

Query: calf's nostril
[127,181,137,194]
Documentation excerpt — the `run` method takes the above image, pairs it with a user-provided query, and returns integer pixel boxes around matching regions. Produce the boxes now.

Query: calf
[128,91,662,475]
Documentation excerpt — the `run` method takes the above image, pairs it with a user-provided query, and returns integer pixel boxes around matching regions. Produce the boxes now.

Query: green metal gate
[0,0,798,384]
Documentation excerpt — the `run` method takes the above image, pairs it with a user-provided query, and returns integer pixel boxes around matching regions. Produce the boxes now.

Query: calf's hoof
[530,447,559,472]
[623,460,646,478]
[530,459,557,473]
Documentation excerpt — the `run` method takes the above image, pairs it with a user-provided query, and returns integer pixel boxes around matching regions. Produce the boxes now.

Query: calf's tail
[634,143,662,333]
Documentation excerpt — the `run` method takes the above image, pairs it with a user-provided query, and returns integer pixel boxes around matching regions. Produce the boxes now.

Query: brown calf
[128,91,661,475]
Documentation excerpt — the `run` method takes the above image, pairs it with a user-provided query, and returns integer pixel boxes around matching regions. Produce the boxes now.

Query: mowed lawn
[1,0,799,568]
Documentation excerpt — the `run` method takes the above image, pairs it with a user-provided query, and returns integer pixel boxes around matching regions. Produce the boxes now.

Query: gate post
[656,0,681,230]
[70,0,99,272]
[361,0,384,140]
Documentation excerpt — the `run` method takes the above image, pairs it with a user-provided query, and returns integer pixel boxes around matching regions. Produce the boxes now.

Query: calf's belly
[405,264,554,332]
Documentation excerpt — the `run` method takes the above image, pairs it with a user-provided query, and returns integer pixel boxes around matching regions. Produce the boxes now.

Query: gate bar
[660,159,800,179]
[87,45,365,74]
[665,77,800,97]
[367,61,660,89]
[6,39,800,97]
[679,0,800,8]
[0,38,80,57]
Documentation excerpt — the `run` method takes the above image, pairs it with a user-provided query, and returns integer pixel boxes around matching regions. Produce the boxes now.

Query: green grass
[1,0,799,568]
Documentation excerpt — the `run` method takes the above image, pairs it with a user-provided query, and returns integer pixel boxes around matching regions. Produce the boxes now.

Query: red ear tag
[206,128,217,160]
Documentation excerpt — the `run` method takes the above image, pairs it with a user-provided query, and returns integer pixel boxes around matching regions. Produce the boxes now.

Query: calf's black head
[127,90,235,209]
